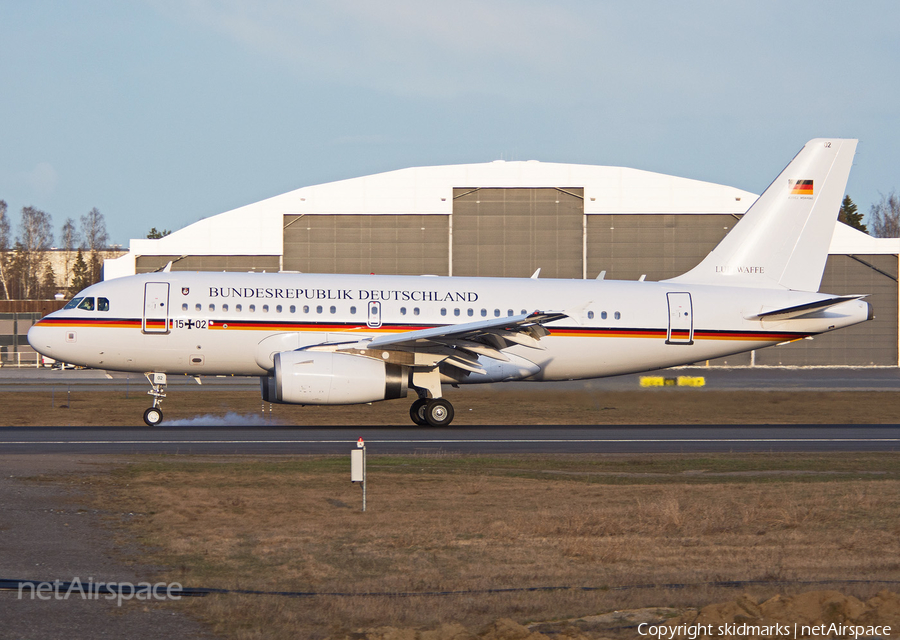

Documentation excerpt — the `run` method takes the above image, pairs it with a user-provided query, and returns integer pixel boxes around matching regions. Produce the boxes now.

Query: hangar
[104,160,900,367]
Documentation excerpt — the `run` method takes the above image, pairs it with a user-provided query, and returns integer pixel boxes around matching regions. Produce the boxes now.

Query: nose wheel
[409,397,454,427]
[143,372,167,426]
[143,407,163,426]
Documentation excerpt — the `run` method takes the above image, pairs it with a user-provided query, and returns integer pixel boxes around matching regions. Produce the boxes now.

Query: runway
[1,425,899,454]
[2,366,899,392]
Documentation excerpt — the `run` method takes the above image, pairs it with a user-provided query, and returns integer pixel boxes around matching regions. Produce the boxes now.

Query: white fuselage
[28,271,871,382]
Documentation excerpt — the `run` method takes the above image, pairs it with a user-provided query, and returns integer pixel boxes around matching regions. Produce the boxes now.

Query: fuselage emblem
[182,287,190,295]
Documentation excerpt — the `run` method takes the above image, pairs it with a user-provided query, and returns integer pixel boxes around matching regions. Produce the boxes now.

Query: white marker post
[351,437,366,511]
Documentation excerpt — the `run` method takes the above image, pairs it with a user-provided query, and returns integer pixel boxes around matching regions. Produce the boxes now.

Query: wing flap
[366,311,566,351]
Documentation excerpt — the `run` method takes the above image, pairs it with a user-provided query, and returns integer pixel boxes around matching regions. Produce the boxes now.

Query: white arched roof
[105,160,897,280]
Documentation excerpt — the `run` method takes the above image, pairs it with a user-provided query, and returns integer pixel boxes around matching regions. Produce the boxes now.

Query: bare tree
[60,217,80,292]
[17,206,54,298]
[869,191,900,238]
[0,200,10,299]
[80,207,108,283]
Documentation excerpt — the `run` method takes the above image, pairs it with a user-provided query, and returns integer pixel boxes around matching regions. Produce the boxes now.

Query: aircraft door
[666,292,693,345]
[367,301,382,328]
[143,282,170,334]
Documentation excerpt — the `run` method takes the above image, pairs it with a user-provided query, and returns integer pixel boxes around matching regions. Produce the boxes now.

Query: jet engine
[260,350,408,405]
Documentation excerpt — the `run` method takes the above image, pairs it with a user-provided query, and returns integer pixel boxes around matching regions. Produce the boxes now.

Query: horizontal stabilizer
[747,295,866,320]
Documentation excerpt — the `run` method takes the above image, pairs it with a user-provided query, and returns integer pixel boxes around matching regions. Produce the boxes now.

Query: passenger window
[614,311,621,320]
[64,297,83,310]
[520,309,527,315]
[249,304,256,312]
[77,297,95,311]
[98,298,109,312]
[454,309,460,317]
[262,304,269,313]
[400,307,407,315]
[223,304,229,312]
[316,305,323,314]
[413,308,420,316]
[601,311,607,320]
[441,308,447,316]
[289,305,295,313]
[494,309,500,317]
[508,309,514,316]
[303,305,309,314]
[182,303,188,311]
[481,309,487,317]
[587,311,594,319]
[330,306,336,314]
[195,303,202,312]
[276,305,282,313]
[236,304,242,312]
[350,306,356,314]
[467,309,474,317]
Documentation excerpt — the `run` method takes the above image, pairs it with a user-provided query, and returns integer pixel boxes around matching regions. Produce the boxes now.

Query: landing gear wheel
[409,398,429,426]
[143,407,163,426]
[423,398,454,427]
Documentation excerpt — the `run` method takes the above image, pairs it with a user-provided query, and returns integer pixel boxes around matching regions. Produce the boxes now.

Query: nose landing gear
[143,372,167,426]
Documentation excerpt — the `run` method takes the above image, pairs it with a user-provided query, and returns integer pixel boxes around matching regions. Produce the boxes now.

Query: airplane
[28,139,872,427]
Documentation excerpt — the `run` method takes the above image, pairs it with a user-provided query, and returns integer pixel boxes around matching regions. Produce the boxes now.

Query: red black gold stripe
[35,317,142,329]
[36,317,810,344]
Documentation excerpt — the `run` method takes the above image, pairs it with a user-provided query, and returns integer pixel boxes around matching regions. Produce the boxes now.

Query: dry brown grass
[73,454,900,639]
[3,387,900,425]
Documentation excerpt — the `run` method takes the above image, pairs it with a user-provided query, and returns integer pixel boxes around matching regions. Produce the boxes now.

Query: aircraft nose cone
[27,323,52,357]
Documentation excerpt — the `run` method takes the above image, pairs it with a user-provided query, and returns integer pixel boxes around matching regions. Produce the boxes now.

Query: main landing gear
[143,372,167,426]
[409,397,454,427]
[408,368,454,427]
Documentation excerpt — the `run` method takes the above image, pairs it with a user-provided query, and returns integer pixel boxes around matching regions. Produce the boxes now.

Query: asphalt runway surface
[2,424,899,455]
[2,366,900,392]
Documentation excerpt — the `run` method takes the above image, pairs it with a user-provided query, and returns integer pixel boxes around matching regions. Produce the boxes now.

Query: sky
[1,1,899,246]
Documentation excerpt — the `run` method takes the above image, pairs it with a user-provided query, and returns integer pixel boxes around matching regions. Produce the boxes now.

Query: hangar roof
[122,160,756,258]
[105,160,898,280]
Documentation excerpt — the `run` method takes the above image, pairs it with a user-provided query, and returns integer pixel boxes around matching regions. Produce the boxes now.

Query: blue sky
[1,1,898,245]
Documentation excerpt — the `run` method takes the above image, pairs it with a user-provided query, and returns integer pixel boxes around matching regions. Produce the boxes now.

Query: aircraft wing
[365,311,566,371]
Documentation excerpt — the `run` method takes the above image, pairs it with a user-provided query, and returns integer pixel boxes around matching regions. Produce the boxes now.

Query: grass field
[53,452,900,639]
[4,387,900,425]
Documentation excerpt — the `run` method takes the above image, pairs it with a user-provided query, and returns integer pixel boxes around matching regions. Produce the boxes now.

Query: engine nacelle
[261,351,408,405]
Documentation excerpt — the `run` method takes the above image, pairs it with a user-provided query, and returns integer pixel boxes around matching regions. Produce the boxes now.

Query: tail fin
[667,138,857,291]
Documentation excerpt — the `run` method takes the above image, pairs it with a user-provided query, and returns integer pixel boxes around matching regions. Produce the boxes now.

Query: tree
[0,200,10,299]
[60,217,80,292]
[869,191,900,238]
[40,262,57,299]
[17,206,54,298]
[69,249,91,295]
[80,207,108,284]
[838,195,867,233]
[147,227,172,239]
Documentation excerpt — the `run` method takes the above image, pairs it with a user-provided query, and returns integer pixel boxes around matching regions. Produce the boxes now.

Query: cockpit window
[77,297,95,311]
[64,297,84,310]
[98,297,110,312]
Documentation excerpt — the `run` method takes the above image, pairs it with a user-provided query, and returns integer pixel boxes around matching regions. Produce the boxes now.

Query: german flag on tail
[789,179,814,195]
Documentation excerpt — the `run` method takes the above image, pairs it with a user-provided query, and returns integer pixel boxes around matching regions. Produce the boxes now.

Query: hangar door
[452,188,584,278]
[282,214,449,275]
